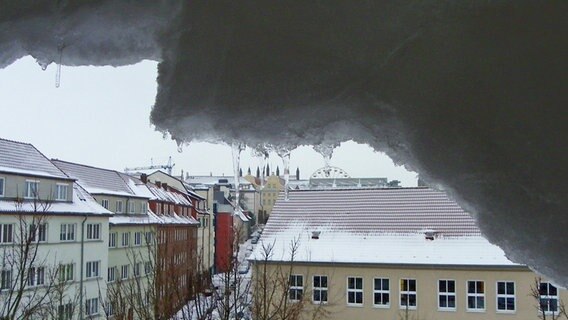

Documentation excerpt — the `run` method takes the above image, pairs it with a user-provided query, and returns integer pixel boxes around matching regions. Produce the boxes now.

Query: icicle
[36,60,49,71]
[176,141,184,153]
[276,148,291,200]
[313,143,338,168]
[231,142,245,216]
[55,44,64,88]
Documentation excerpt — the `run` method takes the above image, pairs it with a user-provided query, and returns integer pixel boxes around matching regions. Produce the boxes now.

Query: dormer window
[55,183,68,201]
[25,180,40,199]
[128,201,135,213]
[116,200,123,213]
[0,177,4,197]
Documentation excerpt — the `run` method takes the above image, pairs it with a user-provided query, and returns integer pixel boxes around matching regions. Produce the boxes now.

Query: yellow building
[250,188,567,320]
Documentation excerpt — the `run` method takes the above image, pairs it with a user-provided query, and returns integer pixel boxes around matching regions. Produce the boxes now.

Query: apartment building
[0,138,111,319]
[250,188,567,320]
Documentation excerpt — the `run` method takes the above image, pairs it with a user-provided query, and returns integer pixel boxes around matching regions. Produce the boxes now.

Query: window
[121,265,129,280]
[101,199,109,209]
[467,280,485,311]
[347,276,363,305]
[134,232,142,246]
[374,278,390,307]
[128,201,135,213]
[400,279,417,309]
[0,177,4,197]
[134,262,141,277]
[121,232,130,247]
[313,275,328,304]
[58,303,73,320]
[496,281,515,312]
[141,203,147,213]
[144,261,152,275]
[59,223,76,241]
[86,261,100,278]
[85,297,99,316]
[438,280,456,310]
[539,282,559,315]
[116,200,123,213]
[289,275,303,301]
[58,263,74,282]
[55,183,68,201]
[86,223,101,240]
[108,267,117,282]
[25,180,40,199]
[29,223,47,242]
[1,270,12,290]
[1,223,14,243]
[145,231,153,245]
[27,266,45,287]
[108,232,117,248]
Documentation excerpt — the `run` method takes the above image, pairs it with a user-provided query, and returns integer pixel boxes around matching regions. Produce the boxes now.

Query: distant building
[250,187,567,319]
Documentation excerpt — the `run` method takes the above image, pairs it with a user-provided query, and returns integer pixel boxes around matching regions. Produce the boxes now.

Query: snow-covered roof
[0,183,112,216]
[0,138,72,180]
[52,160,148,199]
[251,188,520,267]
[185,175,253,187]
[110,211,198,226]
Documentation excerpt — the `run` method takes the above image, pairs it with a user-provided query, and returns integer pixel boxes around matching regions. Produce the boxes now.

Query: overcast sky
[0,57,417,186]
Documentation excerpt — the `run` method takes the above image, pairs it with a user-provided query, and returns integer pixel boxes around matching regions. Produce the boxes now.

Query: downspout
[79,214,88,319]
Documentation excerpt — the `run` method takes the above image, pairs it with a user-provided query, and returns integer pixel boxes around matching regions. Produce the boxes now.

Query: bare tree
[531,277,567,320]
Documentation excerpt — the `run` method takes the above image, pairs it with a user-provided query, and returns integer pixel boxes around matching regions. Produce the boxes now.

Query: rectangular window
[107,267,117,282]
[438,279,456,310]
[144,261,152,275]
[347,276,364,306]
[121,265,129,280]
[55,183,68,201]
[86,223,101,240]
[496,281,516,312]
[101,199,109,209]
[108,232,117,248]
[539,282,559,315]
[27,266,45,287]
[289,275,303,301]
[116,200,123,213]
[0,177,5,197]
[134,263,141,278]
[134,232,142,246]
[1,224,14,243]
[400,279,417,309]
[467,280,485,311]
[59,224,76,241]
[86,261,100,278]
[29,223,48,242]
[58,303,73,320]
[85,297,99,316]
[121,232,130,247]
[374,278,390,307]
[58,263,74,282]
[25,180,40,199]
[1,270,12,290]
[128,201,135,213]
[313,275,328,304]
[145,231,153,245]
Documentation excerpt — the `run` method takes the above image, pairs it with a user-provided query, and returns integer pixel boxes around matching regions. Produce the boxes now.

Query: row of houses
[0,138,221,319]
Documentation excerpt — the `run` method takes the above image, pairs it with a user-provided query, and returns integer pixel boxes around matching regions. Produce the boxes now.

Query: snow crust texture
[1,1,567,286]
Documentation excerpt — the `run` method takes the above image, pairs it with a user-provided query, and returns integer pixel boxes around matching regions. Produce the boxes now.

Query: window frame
[58,302,73,320]
[496,281,516,313]
[0,177,5,197]
[108,232,117,248]
[86,223,101,240]
[312,275,328,304]
[399,278,417,310]
[128,201,136,213]
[58,263,74,282]
[134,232,142,246]
[539,281,559,315]
[438,279,457,311]
[85,297,99,316]
[1,223,14,244]
[373,277,390,308]
[121,232,130,247]
[55,183,68,201]
[24,180,40,199]
[116,200,123,213]
[466,280,486,312]
[59,223,76,242]
[1,269,12,290]
[288,274,304,302]
[101,199,109,209]
[346,276,364,306]
[121,265,129,280]
[85,261,100,279]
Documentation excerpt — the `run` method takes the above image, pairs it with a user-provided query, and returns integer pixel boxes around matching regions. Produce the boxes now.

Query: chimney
[156,181,162,188]
[163,183,168,190]
[140,173,148,184]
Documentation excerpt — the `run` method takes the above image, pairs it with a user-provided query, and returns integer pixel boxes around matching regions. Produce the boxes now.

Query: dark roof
[265,187,480,237]
[0,138,70,179]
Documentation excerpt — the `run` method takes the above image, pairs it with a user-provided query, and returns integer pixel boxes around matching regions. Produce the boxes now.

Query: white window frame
[58,302,73,320]
[467,280,485,312]
[121,232,130,247]
[25,180,40,199]
[134,262,141,278]
[1,223,14,243]
[134,232,142,246]
[85,297,99,316]
[86,261,100,279]
[400,278,417,310]
[144,261,152,275]
[289,274,303,302]
[107,267,117,283]
[539,281,559,315]
[373,277,390,308]
[496,281,516,313]
[86,223,101,240]
[1,269,12,290]
[438,279,457,311]
[0,177,5,197]
[59,223,76,241]
[121,265,129,280]
[145,231,153,245]
[128,201,136,213]
[347,276,364,306]
[58,263,74,282]
[27,266,46,287]
[101,199,109,209]
[312,275,328,304]
[29,223,48,242]
[116,200,123,213]
[108,232,117,248]
[55,183,68,201]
